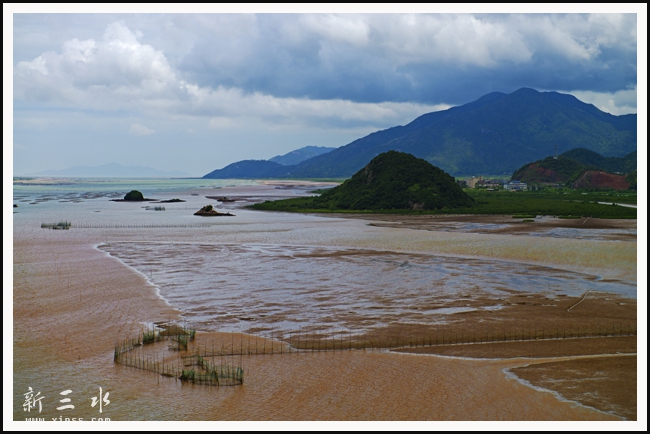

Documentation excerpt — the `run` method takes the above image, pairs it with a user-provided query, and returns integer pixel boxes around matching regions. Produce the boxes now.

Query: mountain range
[203,146,336,179]
[268,146,336,165]
[203,88,636,179]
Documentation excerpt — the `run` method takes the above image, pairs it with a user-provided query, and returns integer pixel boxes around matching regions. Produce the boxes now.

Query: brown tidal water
[11,183,638,424]
[98,241,635,337]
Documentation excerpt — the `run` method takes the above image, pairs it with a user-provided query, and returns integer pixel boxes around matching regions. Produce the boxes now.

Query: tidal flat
[12,180,639,424]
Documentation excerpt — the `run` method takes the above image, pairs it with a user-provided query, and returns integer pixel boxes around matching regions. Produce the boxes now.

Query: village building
[503,180,528,191]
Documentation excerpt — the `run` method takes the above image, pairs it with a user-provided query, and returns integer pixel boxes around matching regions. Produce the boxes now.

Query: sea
[12,177,637,338]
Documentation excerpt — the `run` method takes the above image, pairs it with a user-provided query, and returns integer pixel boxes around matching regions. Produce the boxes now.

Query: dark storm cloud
[170,13,637,107]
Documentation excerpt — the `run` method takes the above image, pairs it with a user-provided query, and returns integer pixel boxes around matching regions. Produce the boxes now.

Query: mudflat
[12,184,639,423]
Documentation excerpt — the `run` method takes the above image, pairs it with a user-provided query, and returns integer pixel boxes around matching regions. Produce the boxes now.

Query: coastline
[11,182,639,423]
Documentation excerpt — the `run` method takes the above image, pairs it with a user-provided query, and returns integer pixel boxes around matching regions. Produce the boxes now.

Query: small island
[194,204,234,217]
[124,190,146,201]
[205,196,236,202]
[111,190,154,202]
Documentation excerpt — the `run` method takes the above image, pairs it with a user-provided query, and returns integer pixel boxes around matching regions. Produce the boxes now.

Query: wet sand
[11,184,641,425]
[313,213,638,280]
[13,184,644,429]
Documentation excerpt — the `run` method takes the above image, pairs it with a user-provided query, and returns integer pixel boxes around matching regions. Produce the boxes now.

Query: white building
[504,180,527,191]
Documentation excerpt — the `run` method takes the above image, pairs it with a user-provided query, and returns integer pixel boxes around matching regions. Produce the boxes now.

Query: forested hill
[511,148,637,185]
[311,151,475,210]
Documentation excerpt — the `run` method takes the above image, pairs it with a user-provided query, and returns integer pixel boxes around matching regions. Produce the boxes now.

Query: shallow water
[99,241,636,336]
[14,178,637,340]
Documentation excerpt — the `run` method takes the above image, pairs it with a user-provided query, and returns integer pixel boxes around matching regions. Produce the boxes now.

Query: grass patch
[142,330,156,345]
[249,189,636,219]
[41,221,72,230]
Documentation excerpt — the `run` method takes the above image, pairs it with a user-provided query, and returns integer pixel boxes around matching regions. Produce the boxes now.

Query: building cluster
[503,180,527,191]
[458,177,528,191]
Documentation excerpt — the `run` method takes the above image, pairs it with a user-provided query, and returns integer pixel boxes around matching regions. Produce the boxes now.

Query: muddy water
[98,242,635,336]
[12,183,637,423]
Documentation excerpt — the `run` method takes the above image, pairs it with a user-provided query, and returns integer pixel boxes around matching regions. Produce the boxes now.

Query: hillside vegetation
[512,148,636,189]
[310,151,475,211]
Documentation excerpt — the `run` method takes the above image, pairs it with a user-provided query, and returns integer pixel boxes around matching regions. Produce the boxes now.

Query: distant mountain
[203,88,637,179]
[269,146,336,166]
[29,163,191,178]
[311,151,475,210]
[203,146,335,179]
[203,160,289,179]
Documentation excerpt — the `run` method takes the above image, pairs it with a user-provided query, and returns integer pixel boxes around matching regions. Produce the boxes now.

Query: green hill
[311,151,475,210]
[511,156,587,184]
[560,148,637,173]
[512,148,637,186]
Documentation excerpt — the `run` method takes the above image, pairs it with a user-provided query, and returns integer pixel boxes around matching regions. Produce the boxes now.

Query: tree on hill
[511,156,588,184]
[312,151,475,210]
[560,148,637,173]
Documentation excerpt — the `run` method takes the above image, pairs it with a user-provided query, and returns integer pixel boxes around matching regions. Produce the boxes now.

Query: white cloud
[14,20,452,130]
[197,87,450,129]
[13,16,637,125]
[368,14,533,67]
[568,88,638,115]
[301,14,370,47]
[208,116,238,129]
[15,21,179,108]
[129,123,155,136]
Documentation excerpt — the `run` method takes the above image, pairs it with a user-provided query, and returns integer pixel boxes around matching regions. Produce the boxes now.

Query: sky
[6,5,646,177]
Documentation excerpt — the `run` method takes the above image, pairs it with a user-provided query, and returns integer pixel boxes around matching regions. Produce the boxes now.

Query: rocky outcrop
[193,204,234,216]
[571,171,630,190]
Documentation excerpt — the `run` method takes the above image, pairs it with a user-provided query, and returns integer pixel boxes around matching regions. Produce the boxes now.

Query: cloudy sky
[7,5,644,177]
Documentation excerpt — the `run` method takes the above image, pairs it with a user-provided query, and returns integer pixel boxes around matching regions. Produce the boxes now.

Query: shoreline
[11,183,639,422]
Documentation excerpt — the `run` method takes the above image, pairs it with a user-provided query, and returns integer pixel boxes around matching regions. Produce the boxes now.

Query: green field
[250,189,637,219]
